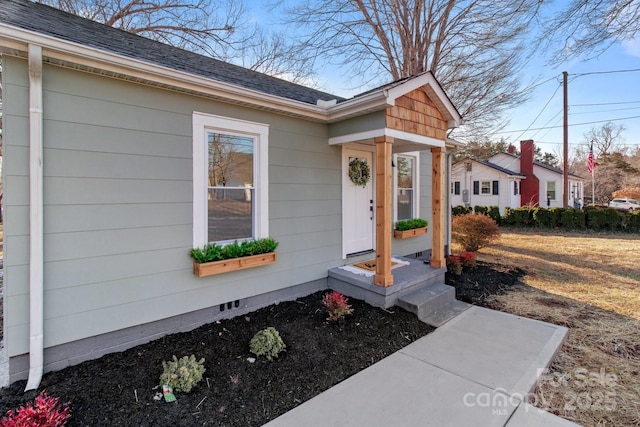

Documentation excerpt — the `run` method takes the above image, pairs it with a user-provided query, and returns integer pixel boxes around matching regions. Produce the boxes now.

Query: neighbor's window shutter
[473,181,479,195]
[492,181,499,195]
[514,181,518,195]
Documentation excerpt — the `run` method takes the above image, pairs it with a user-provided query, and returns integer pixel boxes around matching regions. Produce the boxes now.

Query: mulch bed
[446,260,525,305]
[0,262,524,426]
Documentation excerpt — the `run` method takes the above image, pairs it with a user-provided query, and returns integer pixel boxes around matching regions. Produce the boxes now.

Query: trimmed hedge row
[452,205,640,232]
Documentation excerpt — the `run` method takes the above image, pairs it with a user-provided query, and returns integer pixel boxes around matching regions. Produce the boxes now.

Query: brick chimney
[507,144,516,154]
[520,140,539,206]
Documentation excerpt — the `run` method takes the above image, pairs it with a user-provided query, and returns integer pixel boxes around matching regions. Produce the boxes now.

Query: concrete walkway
[264,306,579,427]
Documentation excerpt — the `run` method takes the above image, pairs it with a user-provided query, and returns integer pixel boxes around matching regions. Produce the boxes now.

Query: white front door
[343,148,374,256]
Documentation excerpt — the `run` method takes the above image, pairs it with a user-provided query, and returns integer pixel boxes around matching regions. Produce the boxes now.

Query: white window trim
[393,152,420,221]
[546,180,557,201]
[481,180,491,195]
[192,112,269,248]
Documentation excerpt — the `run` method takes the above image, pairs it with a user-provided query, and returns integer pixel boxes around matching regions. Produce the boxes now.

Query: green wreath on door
[349,158,370,187]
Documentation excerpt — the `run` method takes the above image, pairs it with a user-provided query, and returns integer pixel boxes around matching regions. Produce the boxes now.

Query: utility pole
[563,71,569,208]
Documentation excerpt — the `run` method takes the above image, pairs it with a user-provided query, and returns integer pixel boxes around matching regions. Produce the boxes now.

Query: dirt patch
[0,291,433,426]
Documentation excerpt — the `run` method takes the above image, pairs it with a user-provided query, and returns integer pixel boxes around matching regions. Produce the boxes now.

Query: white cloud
[622,38,640,57]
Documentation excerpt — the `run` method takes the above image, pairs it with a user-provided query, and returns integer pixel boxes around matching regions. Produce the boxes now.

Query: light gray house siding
[328,111,386,138]
[2,56,343,367]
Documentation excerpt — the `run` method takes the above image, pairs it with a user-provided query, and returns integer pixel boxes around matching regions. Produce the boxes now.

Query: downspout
[25,44,44,391]
[445,151,452,256]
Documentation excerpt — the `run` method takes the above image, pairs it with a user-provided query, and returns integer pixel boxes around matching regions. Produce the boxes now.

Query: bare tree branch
[283,0,543,138]
[38,0,252,59]
[543,0,640,63]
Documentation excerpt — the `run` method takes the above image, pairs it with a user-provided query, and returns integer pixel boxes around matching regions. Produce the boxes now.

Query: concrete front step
[397,283,471,327]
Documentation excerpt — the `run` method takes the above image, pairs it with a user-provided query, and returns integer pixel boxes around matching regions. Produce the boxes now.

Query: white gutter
[0,23,330,121]
[25,44,44,391]
[0,24,463,129]
[0,24,398,124]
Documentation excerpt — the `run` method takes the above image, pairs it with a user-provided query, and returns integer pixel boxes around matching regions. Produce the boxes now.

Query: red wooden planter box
[193,252,277,277]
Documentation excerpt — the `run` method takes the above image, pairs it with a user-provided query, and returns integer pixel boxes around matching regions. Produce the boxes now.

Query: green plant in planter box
[159,355,205,393]
[395,218,429,231]
[190,238,278,264]
[249,327,286,361]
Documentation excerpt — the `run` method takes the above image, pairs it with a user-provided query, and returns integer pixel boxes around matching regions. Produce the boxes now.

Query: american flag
[588,144,596,174]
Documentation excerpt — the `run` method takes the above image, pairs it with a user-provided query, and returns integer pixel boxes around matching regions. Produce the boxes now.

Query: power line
[493,114,640,134]
[569,106,640,115]
[572,100,640,107]
[511,82,562,142]
[536,141,640,146]
[573,68,640,77]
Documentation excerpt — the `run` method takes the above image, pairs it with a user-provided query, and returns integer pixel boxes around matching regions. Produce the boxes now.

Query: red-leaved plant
[460,251,477,269]
[1,391,70,427]
[446,255,463,276]
[322,291,354,322]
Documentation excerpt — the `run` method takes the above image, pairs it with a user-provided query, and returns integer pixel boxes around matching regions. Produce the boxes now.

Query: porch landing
[328,257,471,327]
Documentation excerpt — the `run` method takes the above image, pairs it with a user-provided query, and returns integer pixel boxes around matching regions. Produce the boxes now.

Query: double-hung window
[546,181,556,201]
[453,181,461,195]
[395,153,419,221]
[193,112,269,248]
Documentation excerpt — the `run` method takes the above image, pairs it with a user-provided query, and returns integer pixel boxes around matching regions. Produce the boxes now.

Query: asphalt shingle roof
[0,0,345,105]
[479,160,526,177]
[497,152,583,179]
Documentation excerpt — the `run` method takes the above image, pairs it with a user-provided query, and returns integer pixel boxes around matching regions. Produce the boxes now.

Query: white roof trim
[0,23,329,120]
[383,73,462,127]
[328,128,445,148]
[0,23,461,128]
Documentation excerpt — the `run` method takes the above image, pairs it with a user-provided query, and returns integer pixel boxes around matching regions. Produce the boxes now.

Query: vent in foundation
[219,300,241,312]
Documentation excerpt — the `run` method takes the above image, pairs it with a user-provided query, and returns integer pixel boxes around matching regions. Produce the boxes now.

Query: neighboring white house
[451,158,525,211]
[453,140,585,212]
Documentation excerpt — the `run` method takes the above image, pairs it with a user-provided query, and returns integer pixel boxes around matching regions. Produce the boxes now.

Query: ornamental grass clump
[249,327,286,361]
[322,291,354,322]
[1,391,70,427]
[159,355,206,393]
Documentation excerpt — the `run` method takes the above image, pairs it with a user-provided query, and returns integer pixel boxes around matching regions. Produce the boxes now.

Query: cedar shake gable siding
[386,88,448,139]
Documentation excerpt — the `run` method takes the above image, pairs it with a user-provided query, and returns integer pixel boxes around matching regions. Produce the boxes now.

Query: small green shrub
[560,208,585,229]
[159,355,206,393]
[487,206,501,225]
[190,238,279,264]
[452,213,501,252]
[625,210,640,232]
[603,208,623,230]
[532,207,550,228]
[548,208,564,228]
[395,218,428,231]
[250,327,286,361]
[473,205,488,215]
[503,207,532,227]
[585,207,607,230]
[452,205,473,216]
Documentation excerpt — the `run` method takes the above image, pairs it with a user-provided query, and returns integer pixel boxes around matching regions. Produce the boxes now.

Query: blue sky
[250,3,640,157]
[495,40,640,158]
